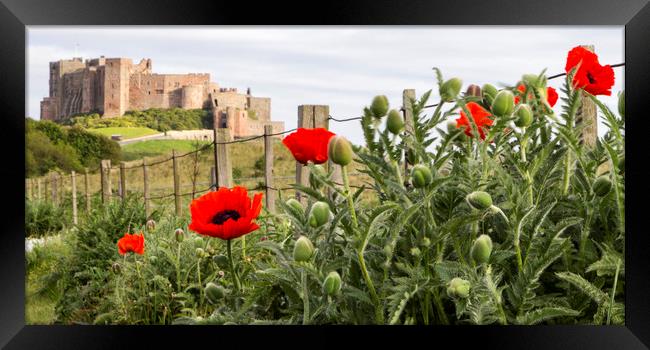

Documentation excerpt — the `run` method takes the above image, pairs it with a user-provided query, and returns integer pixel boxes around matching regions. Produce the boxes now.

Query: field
[88,127,160,140]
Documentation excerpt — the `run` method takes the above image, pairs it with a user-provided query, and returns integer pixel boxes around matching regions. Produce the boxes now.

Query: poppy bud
[406,149,417,165]
[196,248,206,259]
[149,255,158,264]
[111,262,122,275]
[422,237,431,248]
[383,244,394,256]
[309,164,327,189]
[514,104,533,128]
[465,84,481,97]
[447,277,471,299]
[411,164,433,188]
[328,136,354,166]
[308,201,330,228]
[175,228,184,243]
[285,198,304,214]
[213,254,229,268]
[293,236,315,262]
[491,90,515,117]
[410,247,421,257]
[466,191,493,210]
[323,271,342,296]
[522,74,539,86]
[146,219,156,231]
[440,78,462,102]
[370,95,389,119]
[618,90,625,118]
[471,234,493,264]
[482,84,498,106]
[618,155,625,174]
[447,119,459,134]
[386,109,405,135]
[205,282,226,304]
[592,176,612,197]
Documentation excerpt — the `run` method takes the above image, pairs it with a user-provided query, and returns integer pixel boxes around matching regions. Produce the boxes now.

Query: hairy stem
[342,165,359,231]
[227,239,242,294]
[302,269,310,325]
[357,250,383,324]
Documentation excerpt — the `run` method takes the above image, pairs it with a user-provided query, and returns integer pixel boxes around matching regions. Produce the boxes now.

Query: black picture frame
[1,0,649,348]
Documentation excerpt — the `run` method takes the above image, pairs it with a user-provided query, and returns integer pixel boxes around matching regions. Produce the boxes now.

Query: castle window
[148,91,151,95]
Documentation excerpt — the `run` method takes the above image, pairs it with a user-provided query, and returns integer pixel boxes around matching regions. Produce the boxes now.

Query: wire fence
[25,61,624,222]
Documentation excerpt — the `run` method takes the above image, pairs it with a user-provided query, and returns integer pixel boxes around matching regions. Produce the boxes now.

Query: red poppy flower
[282,128,336,165]
[455,102,493,140]
[565,46,615,96]
[189,186,263,240]
[117,232,145,255]
[514,84,558,107]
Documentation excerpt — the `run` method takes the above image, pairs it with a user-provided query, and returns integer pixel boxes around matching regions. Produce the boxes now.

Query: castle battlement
[40,57,282,138]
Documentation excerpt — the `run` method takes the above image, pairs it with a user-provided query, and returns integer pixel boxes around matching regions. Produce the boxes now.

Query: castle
[40,57,284,138]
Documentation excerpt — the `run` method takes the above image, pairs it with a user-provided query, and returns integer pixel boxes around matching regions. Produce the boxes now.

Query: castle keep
[40,57,284,138]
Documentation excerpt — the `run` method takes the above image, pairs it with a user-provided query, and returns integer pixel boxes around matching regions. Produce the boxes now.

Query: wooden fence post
[84,168,91,213]
[296,105,329,204]
[25,179,30,200]
[101,160,111,204]
[37,177,42,200]
[172,150,182,216]
[576,45,598,150]
[119,162,127,201]
[71,171,78,225]
[210,166,217,191]
[216,128,233,188]
[263,125,276,213]
[51,172,58,207]
[44,175,49,202]
[143,158,150,218]
[403,89,416,177]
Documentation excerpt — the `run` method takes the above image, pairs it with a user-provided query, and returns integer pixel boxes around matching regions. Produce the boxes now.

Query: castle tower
[103,58,131,117]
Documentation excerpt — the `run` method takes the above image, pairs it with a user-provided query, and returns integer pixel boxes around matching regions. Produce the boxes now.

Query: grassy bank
[88,127,160,140]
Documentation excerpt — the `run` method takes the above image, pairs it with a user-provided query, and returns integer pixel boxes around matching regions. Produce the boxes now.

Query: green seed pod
[322,271,342,296]
[482,84,498,106]
[447,277,471,299]
[470,234,493,265]
[465,84,482,97]
[213,254,229,268]
[146,219,156,231]
[618,90,625,118]
[592,176,612,197]
[286,198,304,214]
[370,95,390,119]
[205,282,226,304]
[175,228,184,243]
[522,74,540,86]
[293,236,315,262]
[309,164,327,189]
[411,164,433,188]
[328,135,354,166]
[491,90,515,117]
[440,78,463,102]
[386,109,405,134]
[466,191,493,210]
[406,149,417,165]
[308,201,330,228]
[514,104,533,127]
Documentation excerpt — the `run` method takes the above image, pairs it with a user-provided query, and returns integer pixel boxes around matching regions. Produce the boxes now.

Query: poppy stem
[341,166,359,230]
[227,239,242,295]
[301,269,310,325]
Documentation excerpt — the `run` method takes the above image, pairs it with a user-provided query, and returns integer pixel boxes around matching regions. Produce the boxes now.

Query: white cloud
[27,26,624,144]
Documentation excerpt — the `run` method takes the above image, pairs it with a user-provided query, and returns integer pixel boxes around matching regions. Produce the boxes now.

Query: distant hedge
[26,118,121,177]
[63,108,213,132]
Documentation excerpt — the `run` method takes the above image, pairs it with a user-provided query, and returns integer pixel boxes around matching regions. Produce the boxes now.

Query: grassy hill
[88,127,160,140]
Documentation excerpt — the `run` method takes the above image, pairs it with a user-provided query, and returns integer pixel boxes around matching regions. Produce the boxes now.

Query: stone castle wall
[40,57,283,138]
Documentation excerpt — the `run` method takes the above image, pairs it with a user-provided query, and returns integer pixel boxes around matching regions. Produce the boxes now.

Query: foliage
[64,108,212,132]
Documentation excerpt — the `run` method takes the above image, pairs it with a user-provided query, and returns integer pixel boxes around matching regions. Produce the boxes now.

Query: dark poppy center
[211,210,241,225]
[587,72,596,84]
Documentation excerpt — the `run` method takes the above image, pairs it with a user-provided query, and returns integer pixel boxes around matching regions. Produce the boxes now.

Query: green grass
[88,127,160,140]
[26,233,72,324]
[121,139,210,161]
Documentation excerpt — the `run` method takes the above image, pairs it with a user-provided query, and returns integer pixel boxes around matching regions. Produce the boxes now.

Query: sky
[27,26,624,144]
